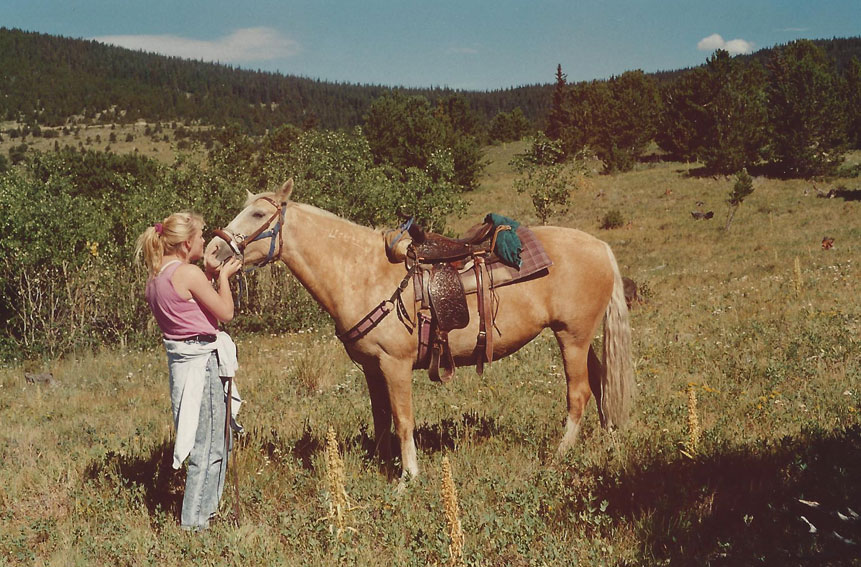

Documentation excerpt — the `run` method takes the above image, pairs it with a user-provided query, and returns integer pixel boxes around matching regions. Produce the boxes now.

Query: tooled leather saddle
[386,214,549,383]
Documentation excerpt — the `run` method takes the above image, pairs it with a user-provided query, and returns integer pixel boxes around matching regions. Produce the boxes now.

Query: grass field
[1,144,858,566]
[0,121,206,165]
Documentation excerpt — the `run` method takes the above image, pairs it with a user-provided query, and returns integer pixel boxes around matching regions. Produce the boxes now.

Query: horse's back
[448,225,616,360]
[529,225,616,299]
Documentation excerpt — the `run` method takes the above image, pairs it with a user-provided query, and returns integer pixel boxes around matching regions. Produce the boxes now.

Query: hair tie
[154,222,163,235]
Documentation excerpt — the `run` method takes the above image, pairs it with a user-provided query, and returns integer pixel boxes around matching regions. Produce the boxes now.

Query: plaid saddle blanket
[458,226,552,294]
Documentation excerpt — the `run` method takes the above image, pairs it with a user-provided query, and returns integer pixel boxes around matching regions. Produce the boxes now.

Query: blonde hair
[135,212,205,276]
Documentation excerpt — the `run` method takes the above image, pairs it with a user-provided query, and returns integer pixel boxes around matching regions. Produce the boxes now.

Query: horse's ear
[246,189,254,199]
[277,178,294,204]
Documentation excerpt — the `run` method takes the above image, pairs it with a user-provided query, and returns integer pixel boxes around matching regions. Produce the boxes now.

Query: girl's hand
[219,257,243,280]
[204,254,223,278]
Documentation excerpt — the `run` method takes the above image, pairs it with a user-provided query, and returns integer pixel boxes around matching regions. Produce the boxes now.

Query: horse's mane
[245,192,372,229]
[294,202,343,221]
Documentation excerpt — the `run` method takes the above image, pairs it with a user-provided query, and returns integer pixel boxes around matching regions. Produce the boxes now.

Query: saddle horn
[407,222,426,244]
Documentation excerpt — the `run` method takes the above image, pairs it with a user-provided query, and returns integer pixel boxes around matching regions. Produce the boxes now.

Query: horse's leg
[362,365,394,470]
[587,345,606,428]
[378,355,419,482]
[554,331,593,456]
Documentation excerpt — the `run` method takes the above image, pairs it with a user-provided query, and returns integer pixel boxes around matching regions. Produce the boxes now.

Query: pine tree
[657,50,768,173]
[560,71,660,172]
[700,50,768,174]
[767,40,848,177]
[546,64,568,140]
[656,68,712,161]
[725,168,754,231]
[845,57,861,149]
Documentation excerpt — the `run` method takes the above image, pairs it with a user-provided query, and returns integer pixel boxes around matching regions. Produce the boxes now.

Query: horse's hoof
[394,470,418,494]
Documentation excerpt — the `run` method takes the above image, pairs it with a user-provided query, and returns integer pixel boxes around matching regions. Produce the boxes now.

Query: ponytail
[135,212,205,276]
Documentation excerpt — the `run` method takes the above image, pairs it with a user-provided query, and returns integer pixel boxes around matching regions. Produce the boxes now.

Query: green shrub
[0,128,469,360]
[600,209,625,229]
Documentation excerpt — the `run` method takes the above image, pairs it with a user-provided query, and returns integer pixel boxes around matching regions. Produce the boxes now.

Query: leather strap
[237,197,282,253]
[336,300,393,343]
[474,257,487,375]
[473,255,494,374]
[337,266,416,344]
[429,329,455,383]
[212,229,242,257]
[479,258,494,368]
[416,311,432,367]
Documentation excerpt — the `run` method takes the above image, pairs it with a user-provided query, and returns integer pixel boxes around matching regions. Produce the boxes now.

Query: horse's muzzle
[207,229,243,267]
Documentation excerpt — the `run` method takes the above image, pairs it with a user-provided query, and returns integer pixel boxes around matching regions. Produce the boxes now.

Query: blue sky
[6,1,860,90]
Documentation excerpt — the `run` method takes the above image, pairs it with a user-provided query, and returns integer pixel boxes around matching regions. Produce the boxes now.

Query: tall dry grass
[0,148,858,565]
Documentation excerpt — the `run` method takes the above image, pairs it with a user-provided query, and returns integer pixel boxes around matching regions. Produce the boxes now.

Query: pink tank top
[145,261,219,339]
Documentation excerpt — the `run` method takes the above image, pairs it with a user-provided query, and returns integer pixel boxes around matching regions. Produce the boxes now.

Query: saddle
[387,215,522,383]
[410,221,496,262]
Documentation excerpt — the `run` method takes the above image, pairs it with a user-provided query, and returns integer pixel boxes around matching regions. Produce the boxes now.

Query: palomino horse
[205,179,633,480]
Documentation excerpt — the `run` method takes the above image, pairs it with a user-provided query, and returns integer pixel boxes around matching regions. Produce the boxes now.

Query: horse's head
[204,179,294,270]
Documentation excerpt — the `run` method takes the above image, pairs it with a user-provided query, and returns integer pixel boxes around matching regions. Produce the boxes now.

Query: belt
[171,334,217,343]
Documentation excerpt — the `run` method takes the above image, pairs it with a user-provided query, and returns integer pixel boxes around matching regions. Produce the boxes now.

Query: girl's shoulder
[173,262,202,275]
[172,262,206,283]
[172,263,212,296]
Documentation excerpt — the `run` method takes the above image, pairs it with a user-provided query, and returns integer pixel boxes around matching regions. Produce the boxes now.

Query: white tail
[600,243,634,428]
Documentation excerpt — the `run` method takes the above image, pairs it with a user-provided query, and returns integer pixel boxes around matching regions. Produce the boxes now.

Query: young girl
[135,212,243,530]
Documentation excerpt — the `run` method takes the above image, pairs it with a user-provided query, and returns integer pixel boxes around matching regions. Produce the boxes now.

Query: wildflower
[325,426,350,537]
[441,456,464,566]
[794,257,802,295]
[683,384,701,458]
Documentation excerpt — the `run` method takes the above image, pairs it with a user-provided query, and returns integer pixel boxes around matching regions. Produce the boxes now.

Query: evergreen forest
[0,27,551,134]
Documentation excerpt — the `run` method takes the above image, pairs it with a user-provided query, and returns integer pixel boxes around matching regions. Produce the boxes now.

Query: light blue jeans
[180,352,229,530]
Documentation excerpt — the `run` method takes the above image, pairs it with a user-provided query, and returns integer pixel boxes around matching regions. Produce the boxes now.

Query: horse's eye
[252,211,265,219]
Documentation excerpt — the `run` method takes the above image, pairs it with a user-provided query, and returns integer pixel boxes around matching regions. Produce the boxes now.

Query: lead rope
[224,377,241,526]
[234,271,248,310]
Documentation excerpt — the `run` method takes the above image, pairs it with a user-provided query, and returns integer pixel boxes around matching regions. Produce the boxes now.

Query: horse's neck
[281,204,398,327]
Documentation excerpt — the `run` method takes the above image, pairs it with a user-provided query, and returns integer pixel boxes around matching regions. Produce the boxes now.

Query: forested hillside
[2,28,859,149]
[0,27,551,133]
[547,38,861,177]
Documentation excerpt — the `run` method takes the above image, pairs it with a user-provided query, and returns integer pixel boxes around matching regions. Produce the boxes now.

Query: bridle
[212,197,287,267]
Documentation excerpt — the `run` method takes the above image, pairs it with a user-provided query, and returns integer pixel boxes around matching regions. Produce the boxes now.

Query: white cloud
[93,27,300,63]
[697,33,754,56]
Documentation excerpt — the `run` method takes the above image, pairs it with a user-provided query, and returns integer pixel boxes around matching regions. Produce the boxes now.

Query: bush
[363,92,485,192]
[0,127,469,359]
[0,148,247,359]
[512,136,592,225]
[600,209,625,230]
[724,168,755,231]
[489,108,532,143]
[248,126,463,231]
